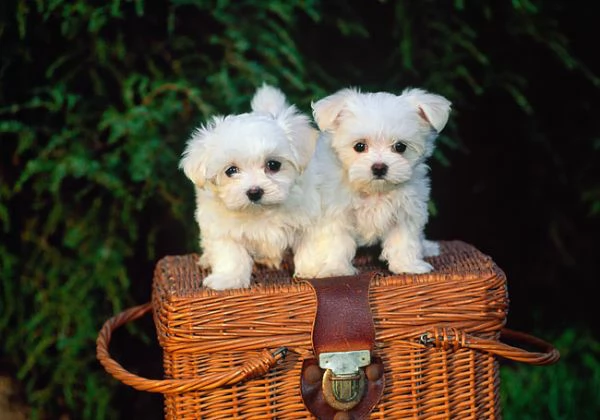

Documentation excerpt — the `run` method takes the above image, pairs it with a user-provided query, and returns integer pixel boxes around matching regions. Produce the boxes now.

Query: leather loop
[306,273,376,355]
[300,273,384,419]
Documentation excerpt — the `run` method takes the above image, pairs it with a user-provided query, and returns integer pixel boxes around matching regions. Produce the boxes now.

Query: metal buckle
[319,350,370,410]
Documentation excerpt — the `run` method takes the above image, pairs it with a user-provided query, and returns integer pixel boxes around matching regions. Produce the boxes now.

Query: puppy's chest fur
[196,187,315,260]
[350,192,399,245]
[238,214,296,248]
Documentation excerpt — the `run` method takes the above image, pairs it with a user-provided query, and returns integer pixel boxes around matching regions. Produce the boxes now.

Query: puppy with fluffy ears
[180,85,319,290]
[294,87,451,278]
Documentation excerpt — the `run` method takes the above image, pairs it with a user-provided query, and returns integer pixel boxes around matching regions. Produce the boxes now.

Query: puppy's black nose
[246,187,264,202]
[371,163,388,178]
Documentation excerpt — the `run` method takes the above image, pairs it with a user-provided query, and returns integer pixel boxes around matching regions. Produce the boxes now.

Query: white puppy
[180,85,319,290]
[294,87,451,278]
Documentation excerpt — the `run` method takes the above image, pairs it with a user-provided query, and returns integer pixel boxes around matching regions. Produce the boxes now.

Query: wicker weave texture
[151,241,508,419]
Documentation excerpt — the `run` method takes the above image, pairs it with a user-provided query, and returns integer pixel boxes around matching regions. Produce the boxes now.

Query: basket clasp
[319,350,370,410]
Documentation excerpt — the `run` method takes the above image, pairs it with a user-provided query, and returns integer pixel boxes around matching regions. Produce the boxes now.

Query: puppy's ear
[251,84,288,117]
[179,116,223,187]
[277,108,318,172]
[402,88,452,133]
[311,88,357,131]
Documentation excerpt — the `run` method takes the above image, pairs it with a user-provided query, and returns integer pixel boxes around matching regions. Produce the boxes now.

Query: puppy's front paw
[422,240,440,257]
[388,259,433,274]
[198,254,211,269]
[317,264,358,278]
[295,263,358,279]
[203,273,250,290]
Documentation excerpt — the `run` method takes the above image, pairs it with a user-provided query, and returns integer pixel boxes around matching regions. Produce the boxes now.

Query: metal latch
[319,350,370,410]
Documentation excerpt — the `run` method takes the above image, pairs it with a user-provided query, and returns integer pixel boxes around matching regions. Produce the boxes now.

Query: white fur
[294,87,451,277]
[180,85,319,289]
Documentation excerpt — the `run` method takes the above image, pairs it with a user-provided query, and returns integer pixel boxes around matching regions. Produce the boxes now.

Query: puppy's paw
[422,240,440,257]
[317,264,358,278]
[295,263,358,279]
[388,259,433,275]
[202,273,250,290]
[198,254,211,269]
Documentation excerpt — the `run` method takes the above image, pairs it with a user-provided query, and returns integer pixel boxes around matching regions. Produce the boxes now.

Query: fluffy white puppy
[294,87,451,278]
[180,85,319,290]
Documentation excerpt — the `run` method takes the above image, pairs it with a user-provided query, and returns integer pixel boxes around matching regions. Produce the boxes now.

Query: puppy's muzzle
[371,163,388,178]
[246,187,264,202]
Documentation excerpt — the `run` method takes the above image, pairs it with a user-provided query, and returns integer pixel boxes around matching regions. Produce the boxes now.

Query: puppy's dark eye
[353,142,367,153]
[393,142,407,154]
[225,166,239,177]
[266,160,281,172]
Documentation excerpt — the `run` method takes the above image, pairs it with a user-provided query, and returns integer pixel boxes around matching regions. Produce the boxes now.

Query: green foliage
[1,0,597,417]
[502,328,600,419]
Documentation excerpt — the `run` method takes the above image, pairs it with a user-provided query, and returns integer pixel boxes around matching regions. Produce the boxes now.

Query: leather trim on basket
[299,273,385,419]
[307,273,376,355]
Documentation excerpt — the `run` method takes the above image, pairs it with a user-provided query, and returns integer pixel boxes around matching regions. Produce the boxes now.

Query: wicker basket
[97,241,559,419]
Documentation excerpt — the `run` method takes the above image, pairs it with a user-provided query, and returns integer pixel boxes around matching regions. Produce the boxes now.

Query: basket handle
[96,303,287,394]
[420,327,560,365]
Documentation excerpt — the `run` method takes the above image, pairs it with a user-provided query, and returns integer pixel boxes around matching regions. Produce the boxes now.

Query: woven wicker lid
[153,240,501,299]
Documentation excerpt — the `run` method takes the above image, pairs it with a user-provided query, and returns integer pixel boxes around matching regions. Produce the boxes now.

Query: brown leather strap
[306,273,375,355]
[300,273,384,419]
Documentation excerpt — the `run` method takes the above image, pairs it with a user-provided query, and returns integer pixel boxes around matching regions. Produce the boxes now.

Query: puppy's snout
[371,163,388,178]
[246,187,264,202]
